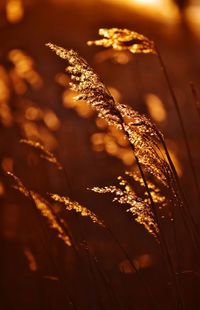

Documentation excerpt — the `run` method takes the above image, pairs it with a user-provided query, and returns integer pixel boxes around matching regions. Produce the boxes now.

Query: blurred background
[1,0,200,309]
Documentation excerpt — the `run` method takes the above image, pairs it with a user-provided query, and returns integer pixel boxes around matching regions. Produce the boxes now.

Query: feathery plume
[116,103,171,185]
[91,176,159,238]
[46,43,172,186]
[6,171,29,197]
[46,42,122,127]
[87,28,156,55]
[31,192,72,246]
[125,171,169,218]
[49,193,105,227]
[7,172,72,246]
[20,139,63,170]
[90,28,200,208]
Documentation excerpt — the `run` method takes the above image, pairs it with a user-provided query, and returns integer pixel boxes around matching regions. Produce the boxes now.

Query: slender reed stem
[157,131,200,255]
[61,167,157,308]
[105,225,157,308]
[87,247,126,310]
[83,240,105,310]
[190,82,200,122]
[155,47,200,203]
[61,166,125,309]
[120,121,185,310]
[27,191,78,310]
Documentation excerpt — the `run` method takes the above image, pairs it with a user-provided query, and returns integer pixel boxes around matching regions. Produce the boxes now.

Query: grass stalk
[155,47,200,204]
[190,82,200,122]
[62,162,157,307]
[119,120,185,309]
[157,131,200,255]
[61,166,125,309]
[27,189,78,310]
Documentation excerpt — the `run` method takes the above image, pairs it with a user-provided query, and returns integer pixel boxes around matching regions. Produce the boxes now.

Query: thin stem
[105,226,157,308]
[27,191,78,310]
[87,248,126,310]
[61,166,126,309]
[190,82,200,122]
[83,240,105,310]
[156,47,200,203]
[157,131,200,255]
[136,155,185,309]
[61,167,156,308]
[120,120,185,310]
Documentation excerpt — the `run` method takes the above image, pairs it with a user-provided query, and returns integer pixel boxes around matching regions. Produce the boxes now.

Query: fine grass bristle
[49,193,105,227]
[7,172,72,246]
[91,180,159,239]
[20,139,63,170]
[87,28,156,54]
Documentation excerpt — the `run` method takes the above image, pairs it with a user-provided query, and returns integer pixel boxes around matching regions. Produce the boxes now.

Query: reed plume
[87,28,156,54]
[126,171,167,209]
[30,192,72,246]
[7,172,72,246]
[46,43,174,189]
[20,139,63,170]
[49,193,105,227]
[7,171,29,197]
[116,103,172,186]
[88,27,200,204]
[91,175,159,239]
[46,43,187,305]
[45,43,183,260]
[46,43,122,128]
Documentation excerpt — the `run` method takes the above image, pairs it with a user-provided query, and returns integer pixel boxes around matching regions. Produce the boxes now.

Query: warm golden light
[133,0,161,4]
[102,0,179,23]
[6,0,24,24]
[185,5,200,37]
[168,148,182,177]
[88,28,156,55]
[145,93,167,123]
[0,182,5,197]
[8,49,43,89]
[24,248,38,272]
[91,126,134,166]
[62,89,93,118]
[25,106,42,121]
[0,102,13,127]
[0,67,10,101]
[1,157,14,172]
[43,110,61,131]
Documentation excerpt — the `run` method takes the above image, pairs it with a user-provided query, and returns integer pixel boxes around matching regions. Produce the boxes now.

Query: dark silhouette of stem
[190,82,200,122]
[156,47,200,204]
[27,190,78,310]
[119,119,185,310]
[61,166,156,308]
[157,131,200,255]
